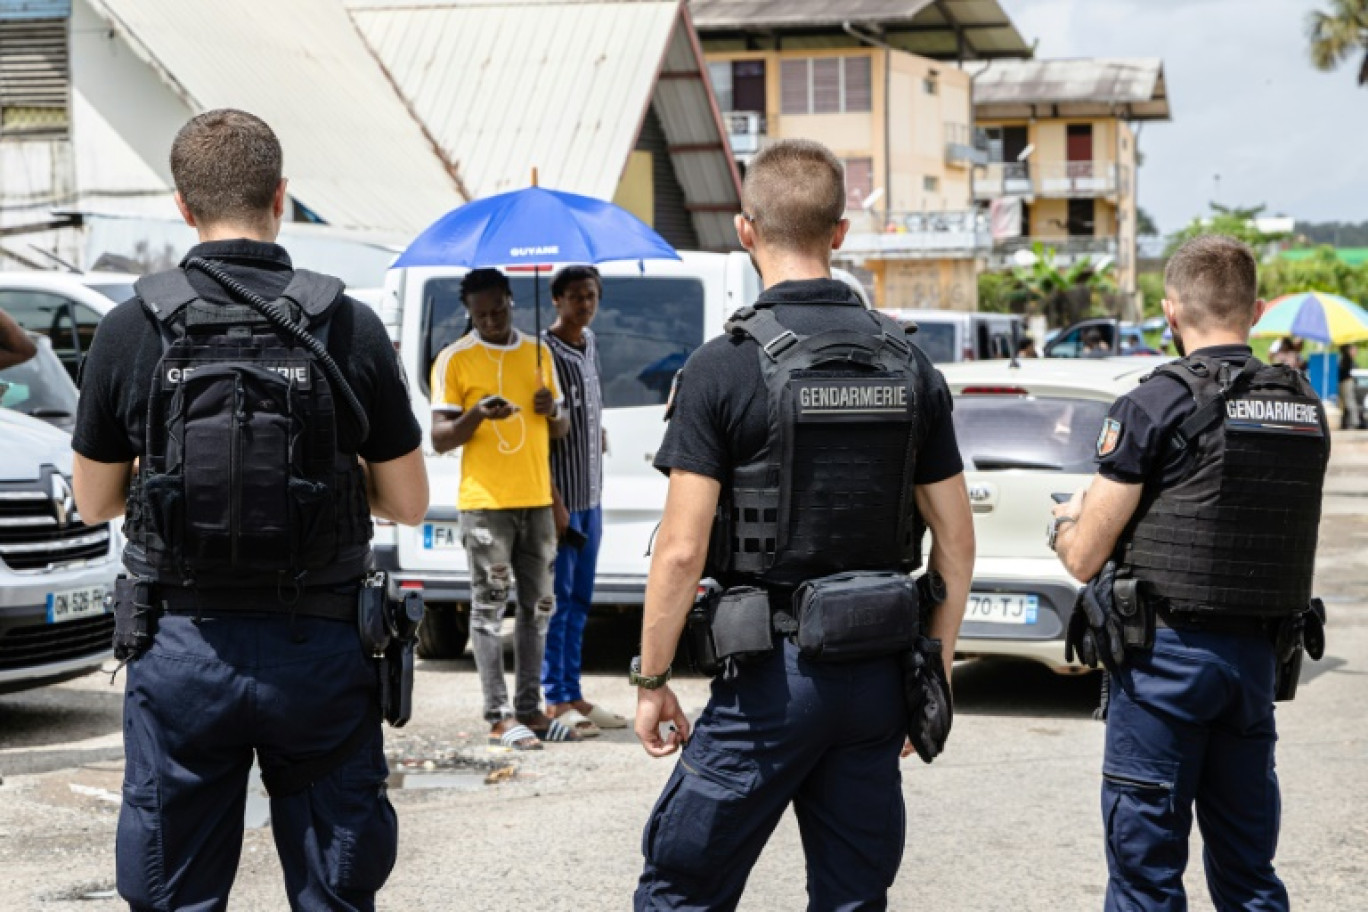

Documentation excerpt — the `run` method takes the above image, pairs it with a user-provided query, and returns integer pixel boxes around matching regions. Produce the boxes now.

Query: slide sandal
[585,704,629,730]
[488,723,542,751]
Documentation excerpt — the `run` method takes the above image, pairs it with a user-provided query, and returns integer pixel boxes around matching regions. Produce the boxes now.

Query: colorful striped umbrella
[1251,291,1368,345]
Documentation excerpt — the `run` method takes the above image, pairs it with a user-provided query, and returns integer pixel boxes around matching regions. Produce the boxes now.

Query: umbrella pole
[535,264,542,378]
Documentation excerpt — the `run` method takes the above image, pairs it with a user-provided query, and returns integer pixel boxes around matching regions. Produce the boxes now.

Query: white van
[383,253,869,657]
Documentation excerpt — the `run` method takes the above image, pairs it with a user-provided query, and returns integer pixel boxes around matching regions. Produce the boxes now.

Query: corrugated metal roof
[350,0,741,250]
[690,0,1031,59]
[84,0,464,234]
[966,58,1172,121]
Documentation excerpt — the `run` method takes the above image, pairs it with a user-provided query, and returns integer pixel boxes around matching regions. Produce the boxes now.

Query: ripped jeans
[461,507,558,723]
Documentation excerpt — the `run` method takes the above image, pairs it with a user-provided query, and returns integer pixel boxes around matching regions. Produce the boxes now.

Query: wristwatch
[1047,515,1077,552]
[629,656,672,690]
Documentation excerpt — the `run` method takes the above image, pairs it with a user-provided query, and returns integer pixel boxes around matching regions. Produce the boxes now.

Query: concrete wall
[871,258,976,311]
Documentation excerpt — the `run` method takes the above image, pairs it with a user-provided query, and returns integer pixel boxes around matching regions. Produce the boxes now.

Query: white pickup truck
[379,253,868,657]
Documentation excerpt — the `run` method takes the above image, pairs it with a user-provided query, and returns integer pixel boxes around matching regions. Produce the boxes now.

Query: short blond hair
[742,140,845,251]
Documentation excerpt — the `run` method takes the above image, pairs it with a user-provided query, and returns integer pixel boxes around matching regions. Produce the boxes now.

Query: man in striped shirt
[542,266,627,733]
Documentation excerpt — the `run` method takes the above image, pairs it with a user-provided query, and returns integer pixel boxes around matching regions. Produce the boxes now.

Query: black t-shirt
[654,278,963,485]
[1096,344,1256,486]
[73,239,421,465]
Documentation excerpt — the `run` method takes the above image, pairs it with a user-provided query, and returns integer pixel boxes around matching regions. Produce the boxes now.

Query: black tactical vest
[1119,355,1328,618]
[708,305,924,588]
[122,267,373,589]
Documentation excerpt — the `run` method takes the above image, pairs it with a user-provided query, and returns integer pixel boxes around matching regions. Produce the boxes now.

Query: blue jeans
[1103,626,1288,912]
[636,639,906,911]
[542,505,602,705]
[117,612,396,912]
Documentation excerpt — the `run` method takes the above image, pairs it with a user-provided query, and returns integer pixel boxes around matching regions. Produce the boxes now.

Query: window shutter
[0,16,69,138]
[812,58,840,114]
[780,59,809,114]
[844,57,872,112]
[844,158,873,210]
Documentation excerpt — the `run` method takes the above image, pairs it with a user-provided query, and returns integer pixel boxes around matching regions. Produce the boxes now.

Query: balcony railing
[988,236,1119,269]
[841,210,991,260]
[722,111,768,157]
[975,161,1129,200]
[945,124,988,167]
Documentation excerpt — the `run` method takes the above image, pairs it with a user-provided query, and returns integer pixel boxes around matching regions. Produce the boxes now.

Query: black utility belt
[1154,609,1274,637]
[688,571,921,674]
[155,585,359,622]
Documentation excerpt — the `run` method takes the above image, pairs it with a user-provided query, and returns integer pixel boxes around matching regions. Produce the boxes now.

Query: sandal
[526,717,583,743]
[584,703,629,730]
[554,708,602,737]
[488,722,543,751]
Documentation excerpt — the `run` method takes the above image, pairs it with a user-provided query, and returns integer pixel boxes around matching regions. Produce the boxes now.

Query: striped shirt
[545,328,603,512]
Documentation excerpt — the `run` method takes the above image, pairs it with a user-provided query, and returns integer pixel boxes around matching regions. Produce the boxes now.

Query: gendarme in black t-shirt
[73,239,421,466]
[654,278,964,486]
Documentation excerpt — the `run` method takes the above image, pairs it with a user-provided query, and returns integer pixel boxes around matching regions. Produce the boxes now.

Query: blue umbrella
[395,185,681,369]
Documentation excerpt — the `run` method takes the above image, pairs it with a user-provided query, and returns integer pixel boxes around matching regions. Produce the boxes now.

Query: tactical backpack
[125,257,373,589]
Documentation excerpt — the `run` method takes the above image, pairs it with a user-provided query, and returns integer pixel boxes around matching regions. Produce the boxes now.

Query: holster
[357,572,423,727]
[1112,578,1155,653]
[1274,598,1327,702]
[685,579,725,677]
[110,575,157,662]
[792,572,919,662]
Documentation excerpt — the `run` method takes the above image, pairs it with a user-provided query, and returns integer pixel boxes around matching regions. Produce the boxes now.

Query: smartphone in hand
[479,395,518,412]
[1051,493,1073,504]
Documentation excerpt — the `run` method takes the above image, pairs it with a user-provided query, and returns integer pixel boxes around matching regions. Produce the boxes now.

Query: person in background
[1082,328,1111,358]
[430,268,579,750]
[1016,336,1039,359]
[1270,335,1304,371]
[1339,343,1363,430]
[0,307,36,370]
[541,265,627,735]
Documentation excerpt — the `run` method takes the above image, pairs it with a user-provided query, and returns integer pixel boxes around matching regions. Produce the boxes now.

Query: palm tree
[1308,0,1368,84]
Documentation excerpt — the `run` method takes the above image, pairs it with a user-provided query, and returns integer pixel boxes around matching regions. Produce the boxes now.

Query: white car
[939,356,1166,671]
[383,253,871,658]
[0,271,139,382]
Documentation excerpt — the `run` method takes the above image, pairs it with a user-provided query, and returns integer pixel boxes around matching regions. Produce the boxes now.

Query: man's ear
[832,218,850,251]
[1252,297,1270,325]
[1162,297,1177,329]
[735,214,756,251]
[272,178,288,220]
[174,191,197,228]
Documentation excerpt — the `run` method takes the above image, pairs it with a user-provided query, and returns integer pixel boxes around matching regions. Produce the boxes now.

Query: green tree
[1136,207,1159,237]
[1165,203,1287,257]
[1308,0,1368,84]
[1008,243,1118,325]
[1138,272,1166,318]
[1259,246,1368,301]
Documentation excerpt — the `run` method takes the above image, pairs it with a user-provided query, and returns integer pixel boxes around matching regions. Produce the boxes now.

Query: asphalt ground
[2,433,1367,910]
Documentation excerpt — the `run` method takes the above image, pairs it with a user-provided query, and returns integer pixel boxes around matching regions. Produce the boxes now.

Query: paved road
[3,434,1367,910]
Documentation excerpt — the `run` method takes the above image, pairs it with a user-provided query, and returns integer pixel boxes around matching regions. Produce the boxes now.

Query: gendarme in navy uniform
[629,139,976,911]
[71,110,427,911]
[1051,235,1330,912]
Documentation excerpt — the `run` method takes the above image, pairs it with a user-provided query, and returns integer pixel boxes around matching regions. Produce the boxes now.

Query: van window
[422,276,706,409]
[953,395,1111,474]
[908,322,957,363]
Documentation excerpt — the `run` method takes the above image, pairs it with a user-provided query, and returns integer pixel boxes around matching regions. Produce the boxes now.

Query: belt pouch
[711,587,774,661]
[794,572,919,662]
[357,573,390,655]
[111,576,157,661]
[1112,579,1154,651]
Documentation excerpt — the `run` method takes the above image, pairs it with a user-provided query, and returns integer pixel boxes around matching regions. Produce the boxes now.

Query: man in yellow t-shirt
[430,268,576,749]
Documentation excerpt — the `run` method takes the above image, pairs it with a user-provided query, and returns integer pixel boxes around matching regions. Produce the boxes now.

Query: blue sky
[1006,0,1368,234]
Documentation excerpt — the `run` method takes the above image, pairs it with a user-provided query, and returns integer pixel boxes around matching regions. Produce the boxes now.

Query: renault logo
[50,472,75,527]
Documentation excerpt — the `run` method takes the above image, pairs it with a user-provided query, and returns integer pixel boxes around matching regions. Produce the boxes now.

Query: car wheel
[416,603,470,660]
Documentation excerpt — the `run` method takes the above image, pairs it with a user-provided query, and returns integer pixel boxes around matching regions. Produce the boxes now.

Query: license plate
[422,522,462,551]
[46,584,108,624]
[966,592,1039,625]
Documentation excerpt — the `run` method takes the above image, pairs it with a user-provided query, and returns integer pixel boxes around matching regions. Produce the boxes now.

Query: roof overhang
[690,0,1032,60]
[967,58,1171,121]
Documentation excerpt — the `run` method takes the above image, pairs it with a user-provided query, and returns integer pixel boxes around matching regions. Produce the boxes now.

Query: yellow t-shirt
[430,331,562,510]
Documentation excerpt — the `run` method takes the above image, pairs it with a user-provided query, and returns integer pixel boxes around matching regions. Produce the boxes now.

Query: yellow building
[967,59,1172,313]
[691,0,1030,309]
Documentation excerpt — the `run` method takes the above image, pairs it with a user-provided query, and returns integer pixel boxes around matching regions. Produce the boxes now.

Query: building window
[1067,199,1096,237]
[923,175,940,192]
[0,9,71,140]
[780,56,873,115]
[923,75,938,95]
[844,158,873,210]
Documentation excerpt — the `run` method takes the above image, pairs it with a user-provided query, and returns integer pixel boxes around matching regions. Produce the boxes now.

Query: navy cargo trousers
[1102,626,1289,911]
[635,639,907,912]
[117,612,397,911]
